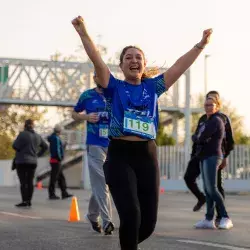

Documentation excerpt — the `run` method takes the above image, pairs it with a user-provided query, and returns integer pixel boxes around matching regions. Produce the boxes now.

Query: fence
[62,130,250,183]
[158,145,250,191]
[42,129,250,191]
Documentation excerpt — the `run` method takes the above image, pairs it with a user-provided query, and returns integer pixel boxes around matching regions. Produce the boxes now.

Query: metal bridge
[0,57,204,166]
[0,57,201,110]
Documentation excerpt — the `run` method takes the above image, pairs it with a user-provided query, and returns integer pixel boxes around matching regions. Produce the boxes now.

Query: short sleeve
[104,74,120,99]
[154,74,167,97]
[107,74,120,90]
[74,91,87,112]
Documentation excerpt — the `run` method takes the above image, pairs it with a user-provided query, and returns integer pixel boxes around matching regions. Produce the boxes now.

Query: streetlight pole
[204,54,210,95]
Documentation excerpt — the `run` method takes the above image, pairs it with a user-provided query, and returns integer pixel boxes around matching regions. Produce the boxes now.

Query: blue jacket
[47,133,64,161]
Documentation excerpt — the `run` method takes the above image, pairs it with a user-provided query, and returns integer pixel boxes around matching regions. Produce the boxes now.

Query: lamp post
[204,54,210,95]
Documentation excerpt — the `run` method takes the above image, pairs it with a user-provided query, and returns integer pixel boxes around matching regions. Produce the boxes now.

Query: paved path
[0,187,249,250]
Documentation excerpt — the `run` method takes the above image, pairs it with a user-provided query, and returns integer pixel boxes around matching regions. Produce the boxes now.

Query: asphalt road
[0,187,249,250]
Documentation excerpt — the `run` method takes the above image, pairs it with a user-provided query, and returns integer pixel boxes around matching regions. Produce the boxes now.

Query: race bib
[123,111,156,139]
[98,111,109,138]
[99,124,109,138]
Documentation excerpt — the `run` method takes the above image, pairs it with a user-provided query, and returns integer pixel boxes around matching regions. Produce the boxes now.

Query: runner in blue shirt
[72,15,212,250]
[72,73,114,235]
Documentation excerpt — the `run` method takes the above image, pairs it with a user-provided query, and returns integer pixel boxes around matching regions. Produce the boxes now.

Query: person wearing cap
[13,119,48,207]
[72,73,114,235]
[47,124,73,200]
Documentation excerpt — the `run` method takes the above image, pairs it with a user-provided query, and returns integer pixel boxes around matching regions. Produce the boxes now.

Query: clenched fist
[72,16,87,37]
[199,28,213,48]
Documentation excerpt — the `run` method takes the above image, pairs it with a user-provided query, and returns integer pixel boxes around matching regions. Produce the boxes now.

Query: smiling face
[119,46,146,83]
[204,98,219,116]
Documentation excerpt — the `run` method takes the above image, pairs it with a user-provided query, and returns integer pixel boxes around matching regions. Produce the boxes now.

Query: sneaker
[85,214,102,233]
[218,217,233,230]
[194,219,216,229]
[193,198,206,212]
[104,222,115,235]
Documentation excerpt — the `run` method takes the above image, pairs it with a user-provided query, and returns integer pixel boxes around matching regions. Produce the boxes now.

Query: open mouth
[129,65,140,72]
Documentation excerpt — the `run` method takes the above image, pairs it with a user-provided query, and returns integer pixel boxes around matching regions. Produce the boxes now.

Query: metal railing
[56,130,250,181]
[158,145,250,180]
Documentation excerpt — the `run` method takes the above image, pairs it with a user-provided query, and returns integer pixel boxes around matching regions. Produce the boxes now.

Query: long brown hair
[119,46,159,80]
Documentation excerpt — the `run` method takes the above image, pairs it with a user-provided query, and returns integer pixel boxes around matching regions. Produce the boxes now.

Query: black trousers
[48,162,67,196]
[104,139,159,250]
[16,163,36,202]
[184,156,225,218]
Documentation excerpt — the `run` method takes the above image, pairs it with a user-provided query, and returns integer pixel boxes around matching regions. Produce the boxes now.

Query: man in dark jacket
[47,125,72,200]
[13,119,48,207]
[184,91,234,221]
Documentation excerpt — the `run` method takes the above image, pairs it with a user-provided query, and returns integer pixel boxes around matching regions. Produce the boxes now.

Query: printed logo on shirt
[197,123,206,138]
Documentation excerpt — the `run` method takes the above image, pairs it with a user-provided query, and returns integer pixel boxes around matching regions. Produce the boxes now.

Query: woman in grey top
[13,119,48,207]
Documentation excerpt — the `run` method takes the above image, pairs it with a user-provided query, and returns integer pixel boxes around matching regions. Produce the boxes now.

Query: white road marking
[0,211,42,219]
[177,239,250,250]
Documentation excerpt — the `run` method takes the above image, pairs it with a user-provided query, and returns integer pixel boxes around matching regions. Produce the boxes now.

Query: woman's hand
[198,29,213,48]
[72,16,87,37]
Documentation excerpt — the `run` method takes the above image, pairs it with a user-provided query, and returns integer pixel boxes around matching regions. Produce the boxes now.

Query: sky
[1,0,250,133]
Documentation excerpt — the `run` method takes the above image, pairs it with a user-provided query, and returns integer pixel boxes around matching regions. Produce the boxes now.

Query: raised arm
[71,16,110,88]
[164,29,212,89]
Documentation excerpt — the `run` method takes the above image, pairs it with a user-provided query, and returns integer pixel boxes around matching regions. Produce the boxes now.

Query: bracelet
[194,43,204,50]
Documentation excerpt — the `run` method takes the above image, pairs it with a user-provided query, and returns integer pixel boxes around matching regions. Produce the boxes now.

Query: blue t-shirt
[74,88,109,147]
[104,74,167,139]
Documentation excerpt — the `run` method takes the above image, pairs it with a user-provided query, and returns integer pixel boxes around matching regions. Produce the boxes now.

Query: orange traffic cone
[36,181,43,189]
[68,196,80,222]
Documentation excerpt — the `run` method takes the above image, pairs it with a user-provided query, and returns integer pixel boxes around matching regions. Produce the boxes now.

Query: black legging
[104,139,159,250]
[184,156,225,217]
[16,163,36,202]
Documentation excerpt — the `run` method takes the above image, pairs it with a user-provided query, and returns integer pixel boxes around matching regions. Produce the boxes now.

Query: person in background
[193,96,233,229]
[184,91,234,225]
[47,124,73,200]
[13,119,48,207]
[72,73,114,235]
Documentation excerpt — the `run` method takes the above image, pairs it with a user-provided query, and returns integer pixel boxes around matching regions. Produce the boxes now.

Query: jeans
[184,156,225,218]
[201,156,228,220]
